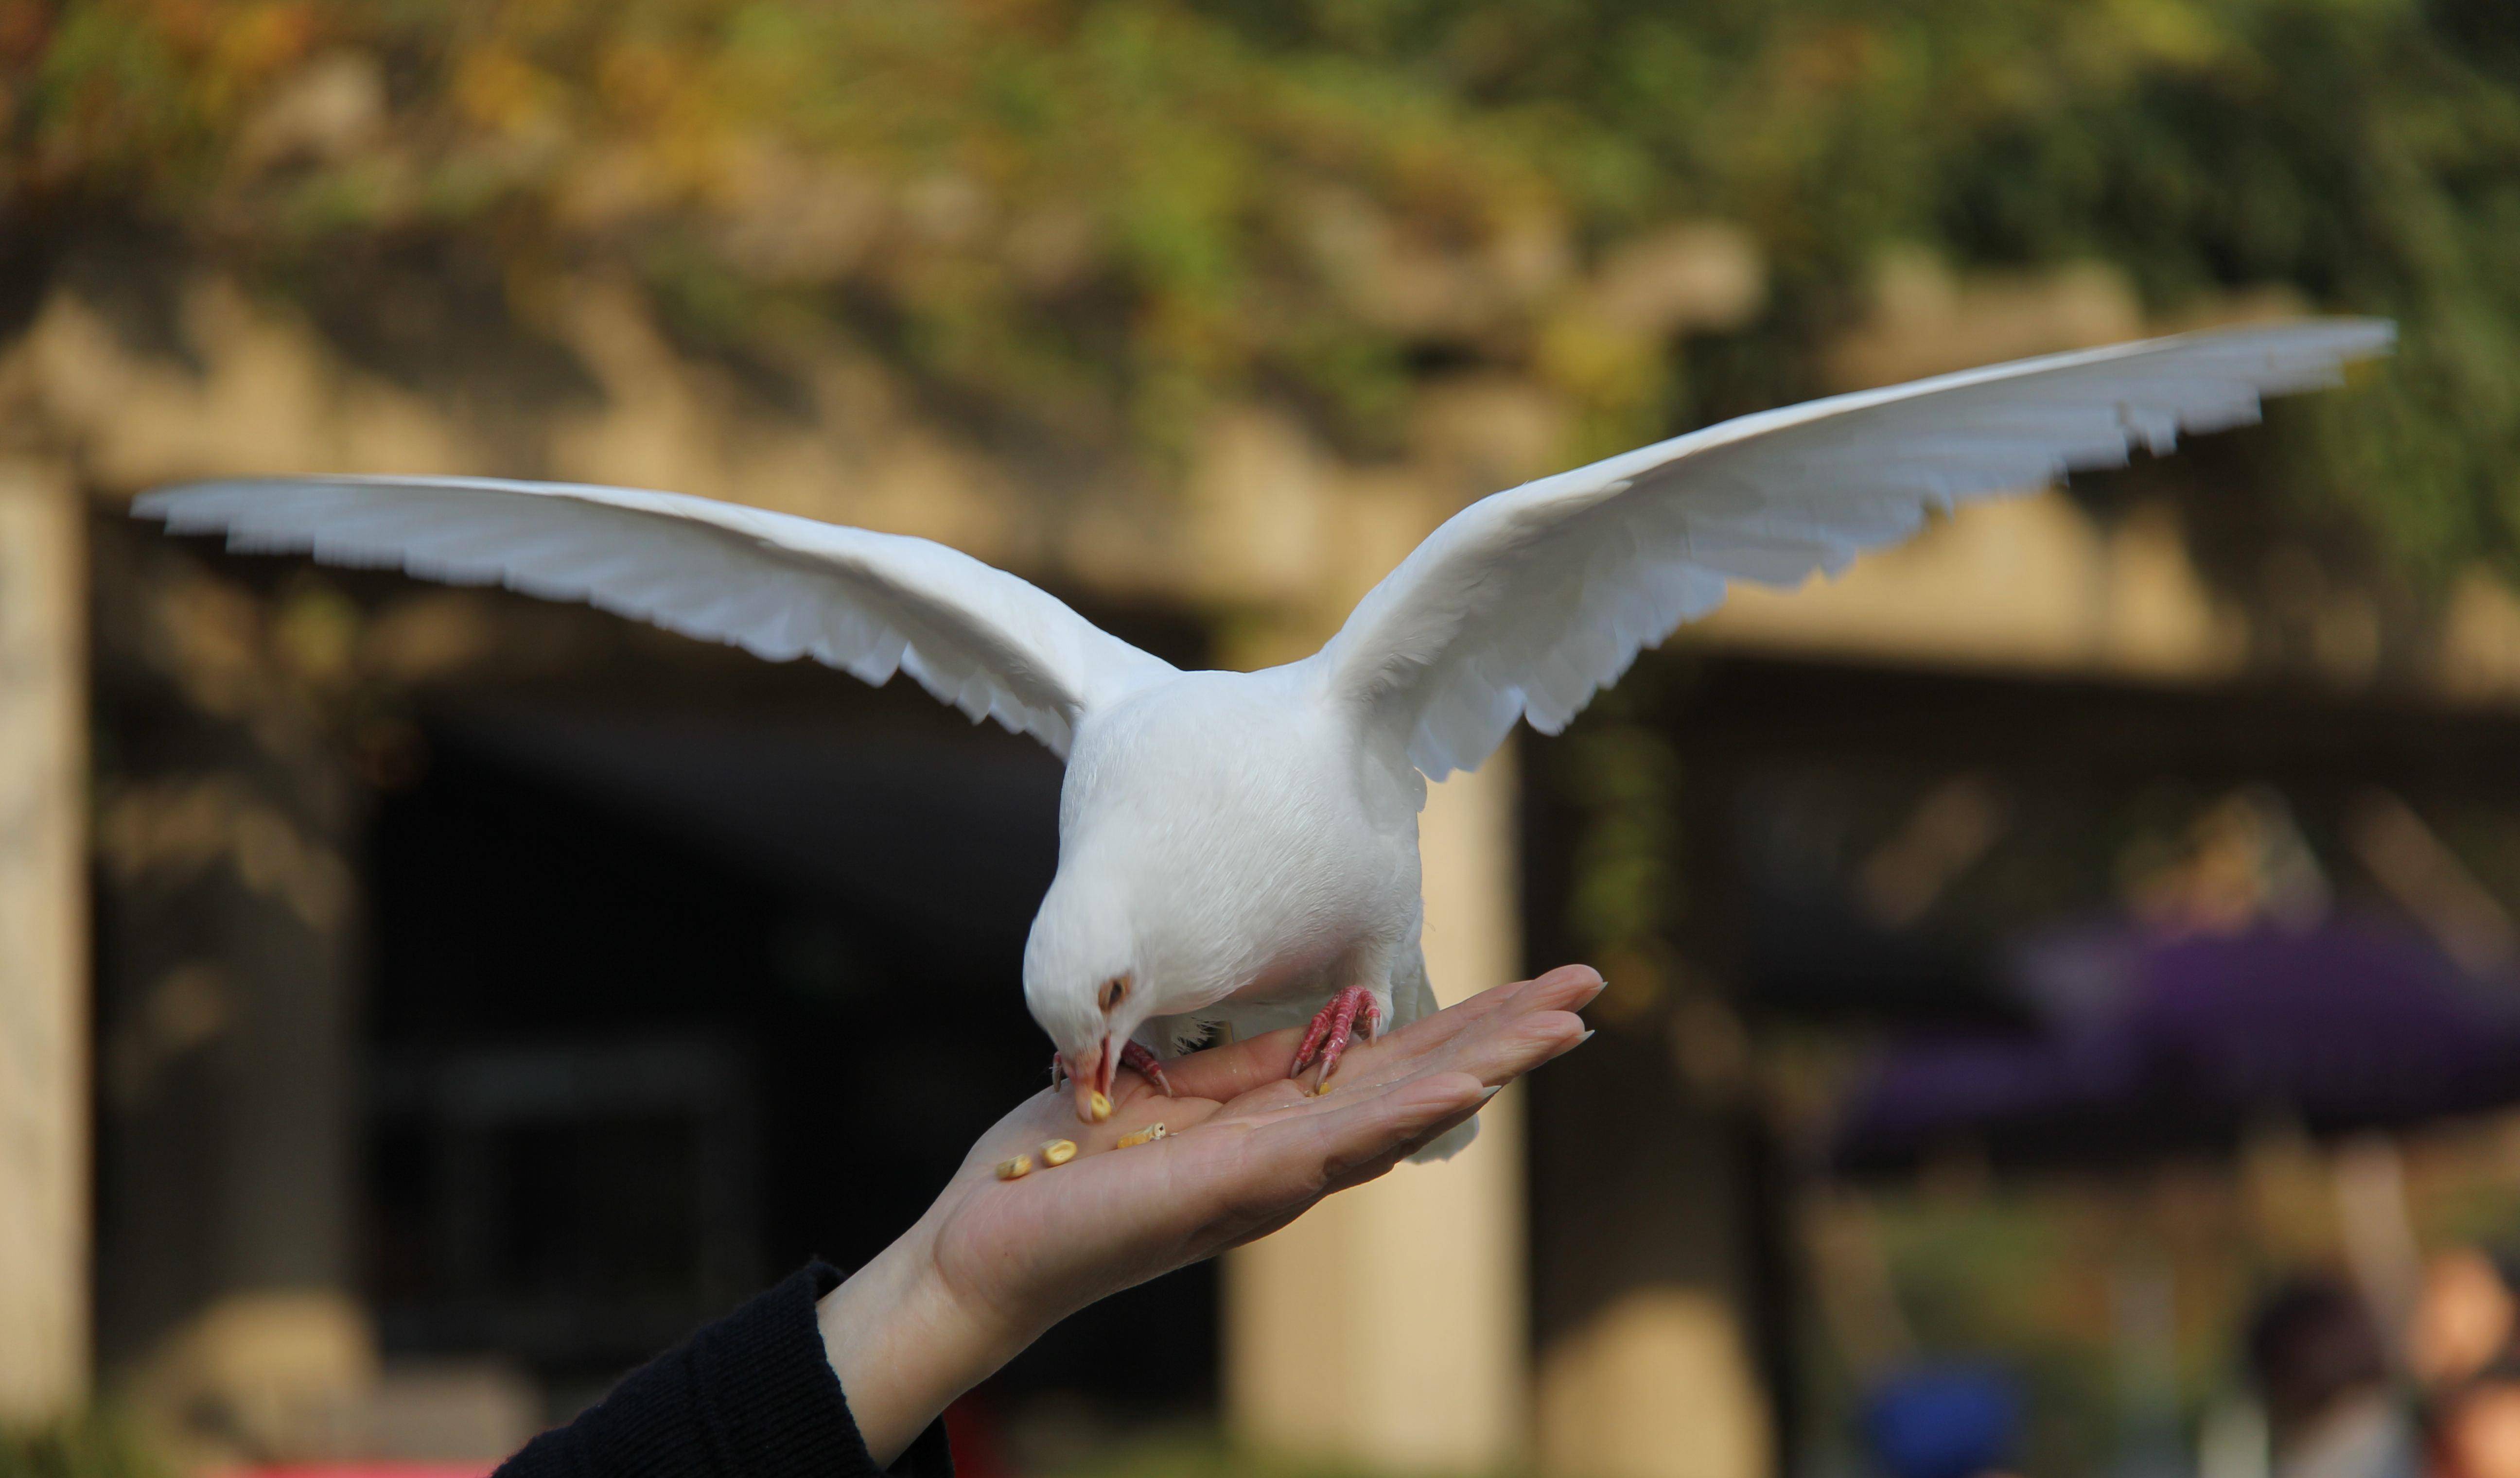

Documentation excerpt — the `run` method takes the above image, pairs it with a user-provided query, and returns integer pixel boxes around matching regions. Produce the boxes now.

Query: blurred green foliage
[10,0,2520,582]
[1553,660,1691,1022]
[0,1412,166,1478]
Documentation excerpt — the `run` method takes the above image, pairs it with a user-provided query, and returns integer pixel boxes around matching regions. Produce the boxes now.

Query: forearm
[815,1221,1032,1467]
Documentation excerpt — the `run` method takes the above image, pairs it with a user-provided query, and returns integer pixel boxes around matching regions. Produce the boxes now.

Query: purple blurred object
[1834,917,2520,1172]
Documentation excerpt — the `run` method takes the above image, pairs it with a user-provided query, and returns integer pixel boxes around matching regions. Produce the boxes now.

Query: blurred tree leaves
[0,1410,167,1478]
[10,0,2520,582]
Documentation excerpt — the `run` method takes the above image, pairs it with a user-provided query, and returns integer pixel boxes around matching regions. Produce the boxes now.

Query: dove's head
[1023,868,1151,1122]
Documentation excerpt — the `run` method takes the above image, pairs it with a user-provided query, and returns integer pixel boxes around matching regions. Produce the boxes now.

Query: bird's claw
[1120,1040,1174,1096]
[1291,986,1381,1093]
[1051,1042,1175,1097]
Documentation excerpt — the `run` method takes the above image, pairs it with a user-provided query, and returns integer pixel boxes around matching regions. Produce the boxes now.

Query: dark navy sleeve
[495,1262,955,1478]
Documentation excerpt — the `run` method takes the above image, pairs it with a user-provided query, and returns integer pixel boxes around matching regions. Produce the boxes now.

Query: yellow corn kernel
[1087,1091,1114,1123]
[1116,1123,1169,1149]
[1041,1138,1078,1166]
[995,1154,1033,1181]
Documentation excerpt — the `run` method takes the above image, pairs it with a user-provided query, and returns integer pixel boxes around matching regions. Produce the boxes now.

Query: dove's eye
[1098,976,1129,1013]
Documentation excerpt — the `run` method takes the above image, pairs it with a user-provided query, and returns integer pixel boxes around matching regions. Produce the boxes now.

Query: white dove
[136,319,2392,1155]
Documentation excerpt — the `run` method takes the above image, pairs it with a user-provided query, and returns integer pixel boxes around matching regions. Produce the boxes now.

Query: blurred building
[10,226,2520,1478]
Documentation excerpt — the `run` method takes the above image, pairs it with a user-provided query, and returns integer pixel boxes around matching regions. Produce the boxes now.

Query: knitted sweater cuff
[496,1261,953,1478]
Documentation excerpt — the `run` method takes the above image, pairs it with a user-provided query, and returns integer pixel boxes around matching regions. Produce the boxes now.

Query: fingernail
[1578,1028,1597,1045]
[1480,1084,1506,1103]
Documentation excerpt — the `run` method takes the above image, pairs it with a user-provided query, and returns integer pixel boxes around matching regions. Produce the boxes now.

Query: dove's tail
[1390,944,1483,1163]
[1411,1116,1481,1162]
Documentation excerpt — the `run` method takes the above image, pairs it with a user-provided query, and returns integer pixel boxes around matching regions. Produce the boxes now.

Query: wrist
[815,1220,1035,1467]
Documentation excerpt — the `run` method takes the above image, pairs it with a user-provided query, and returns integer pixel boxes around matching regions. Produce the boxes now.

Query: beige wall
[0,459,89,1422]
[1539,1290,1772,1478]
[1225,748,1528,1471]
[1697,492,2247,683]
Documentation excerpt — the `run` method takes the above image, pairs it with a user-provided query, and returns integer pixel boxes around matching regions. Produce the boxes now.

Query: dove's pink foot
[1120,1041,1174,1096]
[1290,986,1382,1093]
[1050,1042,1174,1096]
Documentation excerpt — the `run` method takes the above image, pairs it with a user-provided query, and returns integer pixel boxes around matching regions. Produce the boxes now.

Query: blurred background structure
[10,1,2520,1475]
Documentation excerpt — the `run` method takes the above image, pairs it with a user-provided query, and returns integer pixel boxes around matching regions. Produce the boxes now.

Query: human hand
[817,965,1602,1463]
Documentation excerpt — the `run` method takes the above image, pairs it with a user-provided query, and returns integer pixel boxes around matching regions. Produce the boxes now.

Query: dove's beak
[1066,1040,1117,1123]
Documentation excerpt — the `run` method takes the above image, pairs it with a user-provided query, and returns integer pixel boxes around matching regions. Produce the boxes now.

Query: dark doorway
[360,622,1220,1425]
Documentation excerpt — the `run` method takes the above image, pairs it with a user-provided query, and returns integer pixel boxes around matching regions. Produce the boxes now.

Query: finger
[1317,963,1605,1085]
[1162,964,1604,1102]
[1162,1017,1419,1103]
[1275,984,1593,1104]
[1338,966,1604,1086]
[1123,1016,1577,1265]
[1430,962,1604,1026]
[1222,1071,1493,1218]
[1380,1092,1492,1166]
[1234,1004,1582,1121]
[1420,1006,1591,1089]
[1156,1024,1310,1101]
[1157,1078,1479,1246]
[1520,962,1610,1012]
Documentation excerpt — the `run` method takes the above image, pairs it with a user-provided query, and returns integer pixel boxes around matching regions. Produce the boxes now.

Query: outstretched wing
[135,475,1177,757]
[1315,320,2395,779]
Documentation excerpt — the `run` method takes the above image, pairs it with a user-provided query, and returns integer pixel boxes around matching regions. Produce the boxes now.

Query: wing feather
[135,475,1175,757]
[1316,319,2395,778]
